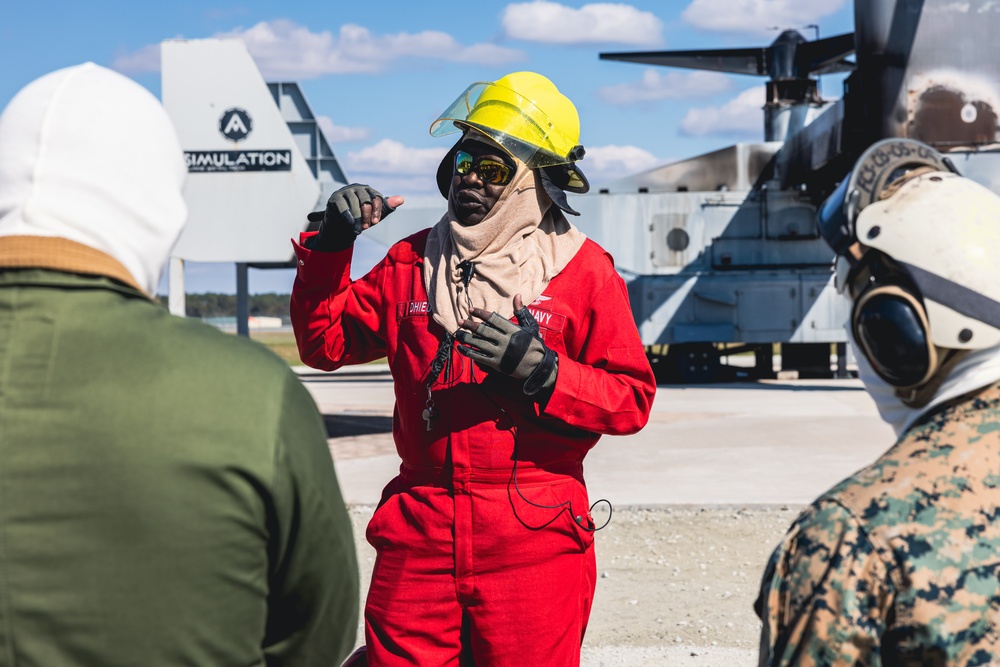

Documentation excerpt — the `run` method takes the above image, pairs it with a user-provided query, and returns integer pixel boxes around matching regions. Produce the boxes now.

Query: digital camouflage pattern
[756,384,1000,666]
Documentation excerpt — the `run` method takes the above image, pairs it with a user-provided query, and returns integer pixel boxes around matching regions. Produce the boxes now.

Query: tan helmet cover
[855,171,1000,350]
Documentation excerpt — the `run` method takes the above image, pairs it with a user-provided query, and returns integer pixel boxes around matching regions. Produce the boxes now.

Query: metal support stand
[236,263,250,337]
[836,342,849,378]
[168,257,185,317]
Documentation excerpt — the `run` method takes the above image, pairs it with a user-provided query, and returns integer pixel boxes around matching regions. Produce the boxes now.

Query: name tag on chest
[397,300,430,320]
[526,307,566,334]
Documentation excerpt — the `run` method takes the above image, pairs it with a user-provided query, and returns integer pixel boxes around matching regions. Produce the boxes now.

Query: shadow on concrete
[323,413,394,438]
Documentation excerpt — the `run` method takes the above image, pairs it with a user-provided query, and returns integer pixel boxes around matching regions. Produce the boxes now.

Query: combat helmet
[818,138,1000,405]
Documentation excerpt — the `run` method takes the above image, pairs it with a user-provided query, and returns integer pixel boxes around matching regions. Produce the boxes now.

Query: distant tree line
[156,292,292,321]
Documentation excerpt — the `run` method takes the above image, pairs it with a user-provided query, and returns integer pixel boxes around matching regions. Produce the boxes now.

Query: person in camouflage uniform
[756,139,1000,666]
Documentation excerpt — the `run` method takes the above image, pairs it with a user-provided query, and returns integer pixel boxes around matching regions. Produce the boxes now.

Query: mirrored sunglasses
[455,150,514,186]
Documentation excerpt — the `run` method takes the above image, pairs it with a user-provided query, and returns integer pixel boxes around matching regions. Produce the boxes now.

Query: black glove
[456,304,558,397]
[305,183,395,252]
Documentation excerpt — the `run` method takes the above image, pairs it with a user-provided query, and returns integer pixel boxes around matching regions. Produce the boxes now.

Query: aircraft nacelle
[588,0,1000,382]
[781,0,1000,197]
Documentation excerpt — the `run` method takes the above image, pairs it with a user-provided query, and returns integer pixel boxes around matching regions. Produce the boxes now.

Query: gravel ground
[343,504,804,666]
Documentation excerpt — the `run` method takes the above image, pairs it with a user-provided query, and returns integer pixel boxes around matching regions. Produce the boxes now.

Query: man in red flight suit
[290,71,656,667]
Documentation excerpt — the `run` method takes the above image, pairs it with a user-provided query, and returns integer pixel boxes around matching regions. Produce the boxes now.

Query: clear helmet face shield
[430,81,580,169]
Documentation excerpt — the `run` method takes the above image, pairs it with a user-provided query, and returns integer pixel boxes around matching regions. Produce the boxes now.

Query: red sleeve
[542,269,656,436]
[289,233,388,371]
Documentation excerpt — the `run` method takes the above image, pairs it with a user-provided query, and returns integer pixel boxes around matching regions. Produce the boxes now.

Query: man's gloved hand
[456,295,558,397]
[305,184,403,252]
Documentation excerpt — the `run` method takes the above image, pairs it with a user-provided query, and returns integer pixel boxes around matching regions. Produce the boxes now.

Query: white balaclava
[0,62,187,295]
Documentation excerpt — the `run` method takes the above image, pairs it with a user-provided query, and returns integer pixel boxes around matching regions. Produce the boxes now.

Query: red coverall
[291,229,655,667]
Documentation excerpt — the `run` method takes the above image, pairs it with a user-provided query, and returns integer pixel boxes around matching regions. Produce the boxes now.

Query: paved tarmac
[296,365,896,507]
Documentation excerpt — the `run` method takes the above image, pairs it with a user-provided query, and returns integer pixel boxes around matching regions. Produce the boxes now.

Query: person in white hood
[0,62,187,294]
[756,138,1000,666]
[0,63,359,666]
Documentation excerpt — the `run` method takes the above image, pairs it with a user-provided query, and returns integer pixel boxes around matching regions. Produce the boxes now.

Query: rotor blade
[600,48,767,77]
[811,58,856,76]
[798,32,855,75]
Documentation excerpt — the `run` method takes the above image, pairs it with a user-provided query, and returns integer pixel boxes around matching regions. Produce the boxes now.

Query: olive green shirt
[0,269,358,666]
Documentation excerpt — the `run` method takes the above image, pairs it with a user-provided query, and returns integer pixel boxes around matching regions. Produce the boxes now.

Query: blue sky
[2,0,854,293]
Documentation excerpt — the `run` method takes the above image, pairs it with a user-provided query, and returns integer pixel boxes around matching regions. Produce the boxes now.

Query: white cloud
[582,144,667,183]
[681,0,847,34]
[503,1,663,45]
[226,21,527,78]
[338,140,450,197]
[317,116,371,143]
[597,69,732,105]
[114,20,526,77]
[679,87,764,137]
[112,44,161,73]
[346,139,448,176]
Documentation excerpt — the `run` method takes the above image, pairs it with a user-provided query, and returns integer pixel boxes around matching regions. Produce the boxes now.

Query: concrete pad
[586,380,895,506]
[298,367,896,507]
[581,645,754,667]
